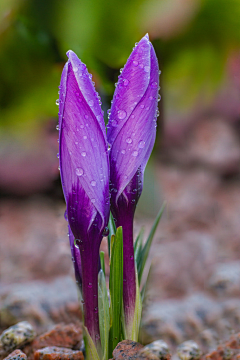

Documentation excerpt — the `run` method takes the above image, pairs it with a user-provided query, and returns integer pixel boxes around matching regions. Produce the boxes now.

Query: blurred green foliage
[0,0,240,138]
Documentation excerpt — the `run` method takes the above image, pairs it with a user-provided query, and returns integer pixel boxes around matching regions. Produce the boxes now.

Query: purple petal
[107,34,152,146]
[109,41,159,206]
[59,53,109,237]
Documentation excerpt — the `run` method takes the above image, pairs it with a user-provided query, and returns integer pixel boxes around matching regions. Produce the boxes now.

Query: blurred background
[1,0,240,352]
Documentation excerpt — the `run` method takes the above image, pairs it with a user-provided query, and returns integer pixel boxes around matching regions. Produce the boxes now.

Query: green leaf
[84,326,101,360]
[109,226,123,356]
[141,262,153,303]
[100,251,105,277]
[107,212,116,257]
[98,270,110,360]
[137,202,166,284]
[131,266,142,341]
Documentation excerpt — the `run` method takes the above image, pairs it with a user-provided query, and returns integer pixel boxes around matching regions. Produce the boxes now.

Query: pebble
[139,340,171,359]
[177,341,201,360]
[112,340,143,359]
[3,349,27,360]
[0,322,35,353]
[34,346,84,360]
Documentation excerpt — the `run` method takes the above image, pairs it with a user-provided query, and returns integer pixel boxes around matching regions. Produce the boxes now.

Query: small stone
[0,321,35,353]
[23,323,82,360]
[112,339,143,359]
[139,340,171,360]
[34,346,84,360]
[177,341,201,360]
[3,349,27,360]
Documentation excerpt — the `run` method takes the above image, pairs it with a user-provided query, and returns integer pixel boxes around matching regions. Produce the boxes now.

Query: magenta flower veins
[107,34,159,337]
[57,34,160,356]
[58,50,110,350]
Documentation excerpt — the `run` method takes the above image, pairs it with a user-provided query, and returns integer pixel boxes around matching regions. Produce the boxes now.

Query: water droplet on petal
[121,149,126,154]
[140,104,145,109]
[84,114,89,119]
[133,60,138,67]
[111,119,117,127]
[149,96,153,100]
[131,114,135,118]
[102,227,109,236]
[81,151,86,157]
[139,140,145,148]
[123,79,129,86]
[126,138,132,144]
[88,100,94,106]
[91,198,96,203]
[91,180,96,187]
[117,110,126,120]
[139,64,144,69]
[88,282,92,288]
[83,135,87,140]
[56,99,59,106]
[56,125,60,130]
[57,153,59,158]
[151,82,158,88]
[144,65,150,72]
[132,150,138,156]
[76,168,84,176]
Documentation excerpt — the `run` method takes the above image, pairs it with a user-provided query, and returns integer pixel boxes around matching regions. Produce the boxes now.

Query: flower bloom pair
[57,34,160,347]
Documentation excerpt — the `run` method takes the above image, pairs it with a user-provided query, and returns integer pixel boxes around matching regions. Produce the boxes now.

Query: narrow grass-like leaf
[84,326,101,360]
[138,202,166,283]
[100,251,105,276]
[134,227,144,268]
[98,270,110,360]
[107,212,116,256]
[109,227,123,356]
[141,262,153,303]
[130,266,142,341]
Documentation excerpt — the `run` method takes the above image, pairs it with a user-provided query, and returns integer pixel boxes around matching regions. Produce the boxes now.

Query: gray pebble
[0,321,35,353]
[177,340,201,360]
[140,340,170,359]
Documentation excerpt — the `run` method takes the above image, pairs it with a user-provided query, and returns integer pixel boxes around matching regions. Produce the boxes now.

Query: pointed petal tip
[144,33,149,40]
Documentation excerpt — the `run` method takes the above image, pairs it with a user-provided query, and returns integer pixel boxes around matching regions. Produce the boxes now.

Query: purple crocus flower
[58,51,110,349]
[107,34,159,337]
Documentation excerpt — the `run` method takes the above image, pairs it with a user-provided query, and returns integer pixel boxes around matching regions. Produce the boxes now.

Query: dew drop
[55,99,59,106]
[57,153,59,158]
[72,64,78,72]
[103,227,109,236]
[84,114,89,119]
[151,82,158,88]
[139,140,145,148]
[121,149,126,154]
[83,135,87,140]
[111,119,117,127]
[117,110,127,120]
[97,115,102,121]
[131,114,135,118]
[81,151,86,157]
[91,198,96,203]
[132,150,138,157]
[88,100,94,107]
[130,255,134,260]
[123,79,129,86]
[139,64,144,69]
[56,125,60,131]
[144,65,150,72]
[140,104,145,109]
[126,138,132,144]
[91,180,96,187]
[88,282,92,288]
[76,168,84,176]
[133,60,138,67]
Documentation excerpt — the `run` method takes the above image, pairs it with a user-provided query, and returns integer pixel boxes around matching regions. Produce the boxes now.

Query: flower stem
[80,242,101,353]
